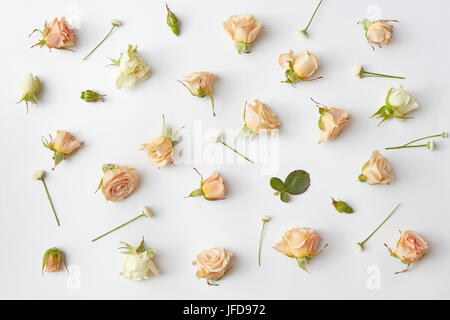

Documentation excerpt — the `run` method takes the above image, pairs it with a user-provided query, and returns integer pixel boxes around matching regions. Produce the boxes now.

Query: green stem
[209,95,216,117]
[362,71,405,79]
[302,0,324,32]
[360,203,401,246]
[83,25,116,61]
[385,144,427,150]
[91,213,144,242]
[258,221,267,267]
[403,134,443,146]
[220,140,254,164]
[40,178,60,226]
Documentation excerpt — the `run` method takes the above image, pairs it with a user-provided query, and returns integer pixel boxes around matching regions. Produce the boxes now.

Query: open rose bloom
[279,49,321,84]
[187,170,226,201]
[362,19,394,47]
[180,72,218,116]
[193,248,233,285]
[99,164,139,202]
[119,239,161,281]
[386,230,429,274]
[241,100,280,138]
[42,130,83,168]
[275,228,326,271]
[30,17,76,49]
[359,151,394,185]
[223,14,263,54]
[317,105,350,143]
[112,45,151,89]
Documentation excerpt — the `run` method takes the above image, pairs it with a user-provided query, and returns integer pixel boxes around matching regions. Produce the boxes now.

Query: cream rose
[114,45,151,89]
[223,14,263,54]
[101,165,139,202]
[142,136,174,168]
[193,248,233,282]
[17,73,41,112]
[318,107,350,143]
[387,86,419,116]
[279,50,320,83]
[120,239,161,281]
[244,100,280,134]
[366,21,393,45]
[360,151,394,185]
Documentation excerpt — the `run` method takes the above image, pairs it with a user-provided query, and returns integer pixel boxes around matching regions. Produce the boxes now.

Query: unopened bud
[81,90,105,102]
[42,247,67,274]
[166,4,180,36]
[332,198,354,214]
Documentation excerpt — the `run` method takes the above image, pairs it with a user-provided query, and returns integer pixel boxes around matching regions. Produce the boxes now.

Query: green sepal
[188,188,203,197]
[358,174,366,182]
[108,57,121,66]
[235,42,251,54]
[361,19,372,31]
[102,163,115,173]
[284,69,301,84]
[296,256,311,272]
[53,151,66,167]
[270,177,285,191]
[318,115,324,130]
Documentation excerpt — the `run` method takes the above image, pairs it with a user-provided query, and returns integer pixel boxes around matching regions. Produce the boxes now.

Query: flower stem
[258,220,267,267]
[302,0,324,33]
[362,71,405,79]
[40,178,60,226]
[359,203,401,246]
[403,134,444,146]
[385,144,427,150]
[83,25,116,61]
[209,95,216,117]
[220,140,254,163]
[91,213,144,242]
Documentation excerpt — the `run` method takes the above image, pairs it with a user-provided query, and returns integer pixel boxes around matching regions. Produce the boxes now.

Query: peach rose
[244,100,280,134]
[101,165,139,202]
[193,248,233,281]
[360,151,394,185]
[202,171,226,200]
[223,14,263,53]
[142,136,174,168]
[319,107,350,143]
[275,228,321,259]
[42,248,67,274]
[279,49,320,81]
[181,72,217,97]
[366,21,393,45]
[44,17,76,49]
[51,130,83,155]
[393,231,429,264]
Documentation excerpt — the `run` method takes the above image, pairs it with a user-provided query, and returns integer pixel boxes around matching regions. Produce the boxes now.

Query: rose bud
[17,73,41,113]
[372,86,419,125]
[311,98,349,143]
[239,100,280,139]
[166,4,180,36]
[97,164,139,202]
[361,19,396,48]
[110,45,151,89]
[142,116,181,168]
[279,49,321,84]
[359,150,394,185]
[119,238,161,281]
[385,230,429,274]
[42,130,83,168]
[42,247,67,274]
[193,248,233,285]
[179,72,218,116]
[222,14,264,54]
[30,17,76,49]
[274,227,326,271]
[331,198,354,214]
[187,169,226,201]
[80,90,105,102]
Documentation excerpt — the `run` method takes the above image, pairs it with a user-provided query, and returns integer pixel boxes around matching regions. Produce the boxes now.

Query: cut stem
[359,203,401,247]
[258,220,267,267]
[91,213,144,242]
[83,25,117,61]
[220,140,254,163]
[385,144,427,150]
[209,95,216,117]
[403,133,444,146]
[302,0,324,33]
[40,178,60,226]
[362,71,405,79]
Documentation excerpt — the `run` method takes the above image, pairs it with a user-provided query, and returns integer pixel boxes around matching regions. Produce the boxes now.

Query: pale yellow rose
[274,228,321,259]
[181,72,217,96]
[142,136,174,168]
[115,45,151,89]
[366,21,393,45]
[193,248,233,281]
[393,231,429,264]
[119,239,161,281]
[319,108,350,143]
[102,165,139,202]
[223,14,263,53]
[244,100,280,134]
[360,151,394,185]
[202,171,226,200]
[50,130,83,155]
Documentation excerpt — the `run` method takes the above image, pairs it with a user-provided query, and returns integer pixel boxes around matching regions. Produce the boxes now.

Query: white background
[0,0,449,299]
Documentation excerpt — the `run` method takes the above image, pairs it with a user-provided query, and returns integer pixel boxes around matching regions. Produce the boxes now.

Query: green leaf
[284,170,310,195]
[270,177,285,191]
[280,191,290,203]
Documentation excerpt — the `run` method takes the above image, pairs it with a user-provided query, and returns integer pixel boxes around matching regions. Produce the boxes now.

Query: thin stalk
[385,144,427,150]
[359,203,401,246]
[258,220,267,266]
[91,213,144,242]
[302,0,324,33]
[40,178,60,226]
[209,95,216,117]
[220,140,254,163]
[362,71,405,79]
[403,134,443,146]
[83,25,116,61]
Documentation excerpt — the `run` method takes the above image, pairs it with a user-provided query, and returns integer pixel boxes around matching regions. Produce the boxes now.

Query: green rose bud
[332,198,354,214]
[166,3,180,36]
[81,90,105,102]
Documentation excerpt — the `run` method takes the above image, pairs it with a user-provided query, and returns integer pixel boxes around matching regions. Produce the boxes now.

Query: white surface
[0,0,449,299]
